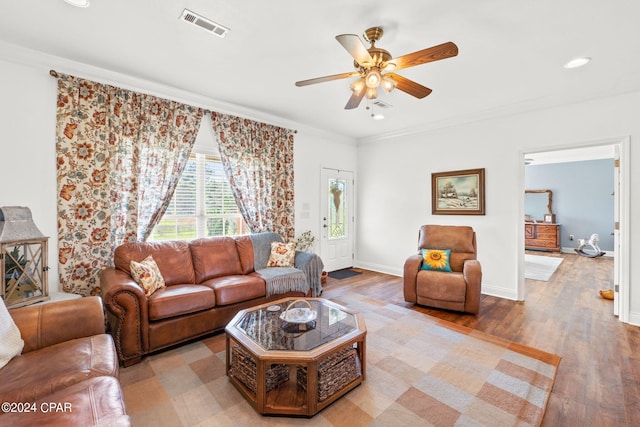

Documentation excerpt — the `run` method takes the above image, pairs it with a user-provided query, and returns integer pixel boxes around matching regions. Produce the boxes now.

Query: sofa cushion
[234,235,255,274]
[267,241,297,267]
[0,334,118,403]
[190,236,243,282]
[114,240,195,286]
[203,275,265,306]
[416,270,467,303]
[148,284,216,321]
[0,376,131,426]
[418,225,475,253]
[130,255,166,296]
[0,297,24,369]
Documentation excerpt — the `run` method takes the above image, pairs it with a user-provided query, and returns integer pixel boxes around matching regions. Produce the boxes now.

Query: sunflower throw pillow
[130,255,166,296]
[420,249,453,272]
[267,242,297,268]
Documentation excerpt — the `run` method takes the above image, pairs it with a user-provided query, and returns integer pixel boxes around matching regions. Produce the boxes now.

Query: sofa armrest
[294,251,324,297]
[403,254,423,303]
[100,267,150,366]
[463,259,482,314]
[10,296,105,354]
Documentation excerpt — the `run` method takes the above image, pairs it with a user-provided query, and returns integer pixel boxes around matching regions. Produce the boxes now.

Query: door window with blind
[150,153,247,241]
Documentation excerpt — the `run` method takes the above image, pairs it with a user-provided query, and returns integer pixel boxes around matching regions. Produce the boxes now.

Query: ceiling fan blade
[336,34,374,67]
[344,87,366,110]
[390,42,458,71]
[387,74,432,98]
[295,72,359,87]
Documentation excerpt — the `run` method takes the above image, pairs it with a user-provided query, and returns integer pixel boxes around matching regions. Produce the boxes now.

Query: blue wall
[525,159,615,251]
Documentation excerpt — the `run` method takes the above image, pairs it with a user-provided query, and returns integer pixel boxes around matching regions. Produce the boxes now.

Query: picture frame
[544,213,555,223]
[432,168,485,215]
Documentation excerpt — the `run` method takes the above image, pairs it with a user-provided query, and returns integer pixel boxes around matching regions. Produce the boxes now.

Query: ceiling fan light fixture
[364,69,382,88]
[350,78,365,93]
[365,87,378,100]
[63,0,90,7]
[564,57,591,69]
[380,75,396,93]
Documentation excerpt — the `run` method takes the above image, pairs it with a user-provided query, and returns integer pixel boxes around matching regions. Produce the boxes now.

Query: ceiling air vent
[372,100,392,108]
[180,9,230,38]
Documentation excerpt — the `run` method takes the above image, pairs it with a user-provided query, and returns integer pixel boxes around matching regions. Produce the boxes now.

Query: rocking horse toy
[574,233,606,258]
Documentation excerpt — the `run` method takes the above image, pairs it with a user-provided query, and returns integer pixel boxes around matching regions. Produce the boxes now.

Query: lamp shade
[380,75,396,93]
[364,69,382,88]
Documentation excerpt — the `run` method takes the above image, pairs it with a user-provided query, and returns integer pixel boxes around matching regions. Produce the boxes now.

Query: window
[150,153,247,241]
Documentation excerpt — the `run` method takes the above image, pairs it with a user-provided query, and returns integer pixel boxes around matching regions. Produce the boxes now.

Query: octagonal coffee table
[225,297,366,416]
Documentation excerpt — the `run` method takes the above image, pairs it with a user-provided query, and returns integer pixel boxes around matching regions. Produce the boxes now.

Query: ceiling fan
[295,27,458,110]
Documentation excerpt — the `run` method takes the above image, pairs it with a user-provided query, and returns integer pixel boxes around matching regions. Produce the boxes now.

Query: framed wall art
[432,168,485,215]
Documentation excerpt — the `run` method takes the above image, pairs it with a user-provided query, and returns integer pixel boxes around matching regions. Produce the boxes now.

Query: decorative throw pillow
[267,242,297,268]
[130,255,166,297]
[0,297,24,369]
[420,249,453,272]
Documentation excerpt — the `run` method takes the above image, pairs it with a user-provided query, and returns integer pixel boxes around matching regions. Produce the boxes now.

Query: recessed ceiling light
[564,57,591,69]
[63,0,90,7]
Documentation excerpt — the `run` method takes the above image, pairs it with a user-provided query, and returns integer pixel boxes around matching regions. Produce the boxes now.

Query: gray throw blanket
[294,250,324,296]
[250,232,312,297]
[254,267,308,297]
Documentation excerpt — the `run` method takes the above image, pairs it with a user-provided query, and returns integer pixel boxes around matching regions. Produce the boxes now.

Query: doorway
[319,168,354,272]
[522,138,629,322]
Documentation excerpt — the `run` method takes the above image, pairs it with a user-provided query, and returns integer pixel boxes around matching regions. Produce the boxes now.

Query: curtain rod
[47,69,297,133]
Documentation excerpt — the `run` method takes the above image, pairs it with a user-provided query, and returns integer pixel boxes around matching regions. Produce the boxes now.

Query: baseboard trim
[481,284,519,301]
[353,261,402,277]
[627,311,640,327]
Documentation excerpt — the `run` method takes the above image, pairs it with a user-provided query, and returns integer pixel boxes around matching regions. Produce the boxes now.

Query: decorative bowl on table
[280,307,317,323]
[279,299,317,332]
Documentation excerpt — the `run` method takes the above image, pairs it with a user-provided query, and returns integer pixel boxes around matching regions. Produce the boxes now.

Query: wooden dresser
[525,223,560,252]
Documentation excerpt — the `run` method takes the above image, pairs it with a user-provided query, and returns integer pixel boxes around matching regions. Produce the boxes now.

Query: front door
[320,168,354,272]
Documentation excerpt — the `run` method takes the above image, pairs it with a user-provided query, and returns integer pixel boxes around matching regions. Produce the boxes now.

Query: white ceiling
[1,1,640,141]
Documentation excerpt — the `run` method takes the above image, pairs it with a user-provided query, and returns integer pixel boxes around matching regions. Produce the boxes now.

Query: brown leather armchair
[404,225,482,314]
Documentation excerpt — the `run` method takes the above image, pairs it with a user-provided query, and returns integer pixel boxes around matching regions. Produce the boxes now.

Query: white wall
[355,91,639,322]
[0,46,357,294]
[294,132,357,250]
[0,60,59,291]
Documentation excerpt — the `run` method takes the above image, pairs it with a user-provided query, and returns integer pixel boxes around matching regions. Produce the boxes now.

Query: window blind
[150,153,246,241]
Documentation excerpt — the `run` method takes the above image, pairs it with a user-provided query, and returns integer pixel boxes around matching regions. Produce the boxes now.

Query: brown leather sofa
[0,297,130,426]
[404,225,482,314]
[100,232,323,366]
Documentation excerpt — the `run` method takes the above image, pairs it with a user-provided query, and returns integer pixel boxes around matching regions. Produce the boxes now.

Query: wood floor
[322,252,640,426]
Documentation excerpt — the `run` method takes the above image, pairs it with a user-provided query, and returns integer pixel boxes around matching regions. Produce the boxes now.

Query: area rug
[119,293,560,427]
[328,268,363,280]
[525,254,564,281]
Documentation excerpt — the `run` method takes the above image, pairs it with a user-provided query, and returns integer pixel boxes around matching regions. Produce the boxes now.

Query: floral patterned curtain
[56,74,203,296]
[210,112,295,240]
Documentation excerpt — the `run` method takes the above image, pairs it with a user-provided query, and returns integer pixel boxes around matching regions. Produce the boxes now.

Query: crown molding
[357,88,640,145]
[0,40,356,146]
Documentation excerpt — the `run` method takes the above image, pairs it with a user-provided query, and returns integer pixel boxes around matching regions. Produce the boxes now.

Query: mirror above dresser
[525,189,554,223]
[524,189,560,252]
